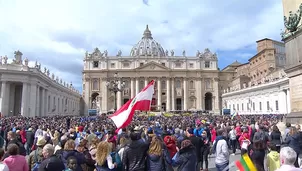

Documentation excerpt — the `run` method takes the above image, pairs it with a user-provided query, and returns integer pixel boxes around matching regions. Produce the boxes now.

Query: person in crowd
[228,125,237,155]
[253,125,269,150]
[250,139,266,171]
[39,144,66,171]
[117,137,127,161]
[163,135,177,158]
[146,136,172,171]
[200,131,210,171]
[60,139,86,171]
[235,123,242,149]
[65,156,78,171]
[26,127,35,155]
[171,139,197,171]
[269,125,282,153]
[266,143,280,171]
[5,131,26,156]
[28,136,47,170]
[283,122,292,141]
[122,128,149,171]
[0,148,9,171]
[185,127,203,171]
[213,129,229,171]
[276,147,302,171]
[283,126,301,167]
[174,128,184,148]
[3,144,28,171]
[95,141,116,170]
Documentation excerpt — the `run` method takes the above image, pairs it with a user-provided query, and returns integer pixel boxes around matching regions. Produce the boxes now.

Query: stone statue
[63,81,66,86]
[24,58,29,66]
[46,69,50,76]
[165,50,169,56]
[85,51,89,58]
[44,67,47,73]
[51,73,55,80]
[284,5,302,33]
[13,50,23,64]
[103,50,108,57]
[37,63,41,70]
[170,50,174,56]
[93,47,101,56]
[117,50,122,56]
[3,56,8,64]
[182,50,186,57]
[60,79,62,84]
[196,50,200,57]
[56,76,59,82]
[67,83,69,88]
[0,56,2,65]
[35,61,38,68]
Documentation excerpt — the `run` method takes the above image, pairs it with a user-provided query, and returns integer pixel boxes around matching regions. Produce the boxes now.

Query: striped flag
[235,153,257,171]
[231,111,238,119]
[109,80,155,132]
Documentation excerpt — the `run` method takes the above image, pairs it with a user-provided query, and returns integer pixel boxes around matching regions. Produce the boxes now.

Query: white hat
[36,136,47,146]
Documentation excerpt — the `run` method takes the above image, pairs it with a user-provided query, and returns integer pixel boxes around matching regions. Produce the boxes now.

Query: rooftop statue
[196,50,200,57]
[103,50,108,57]
[24,58,29,66]
[282,4,302,39]
[182,50,186,57]
[117,50,122,56]
[170,50,174,56]
[13,50,23,64]
[165,50,169,56]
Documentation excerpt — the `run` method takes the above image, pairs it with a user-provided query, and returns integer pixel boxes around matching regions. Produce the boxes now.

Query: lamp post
[106,73,125,111]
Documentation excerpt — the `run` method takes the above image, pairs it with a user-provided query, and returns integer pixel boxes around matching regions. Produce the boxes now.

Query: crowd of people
[0,114,300,171]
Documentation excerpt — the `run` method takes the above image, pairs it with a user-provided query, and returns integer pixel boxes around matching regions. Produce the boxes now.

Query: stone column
[131,78,135,98]
[196,78,202,110]
[286,89,291,114]
[157,78,162,111]
[183,78,188,111]
[101,79,108,113]
[41,88,46,116]
[166,78,171,111]
[117,80,122,109]
[145,78,148,87]
[36,86,40,117]
[213,78,219,113]
[171,78,175,110]
[135,78,139,95]
[29,83,37,117]
[84,78,90,115]
[45,90,48,115]
[1,82,9,116]
[21,82,28,117]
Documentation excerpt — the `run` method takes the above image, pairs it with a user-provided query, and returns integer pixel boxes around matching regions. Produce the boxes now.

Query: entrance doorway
[205,92,213,111]
[176,98,182,110]
[162,103,166,111]
[151,98,156,111]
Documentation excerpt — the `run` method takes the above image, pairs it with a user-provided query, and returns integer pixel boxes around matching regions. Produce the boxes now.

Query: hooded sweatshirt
[267,150,280,171]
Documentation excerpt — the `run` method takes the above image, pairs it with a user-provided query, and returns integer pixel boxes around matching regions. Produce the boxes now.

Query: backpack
[32,149,41,171]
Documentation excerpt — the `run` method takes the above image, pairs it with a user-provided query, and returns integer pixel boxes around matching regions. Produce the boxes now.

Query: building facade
[222,38,290,115]
[83,25,222,114]
[0,51,82,117]
[281,0,302,122]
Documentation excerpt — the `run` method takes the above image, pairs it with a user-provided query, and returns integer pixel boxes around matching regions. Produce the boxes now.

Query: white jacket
[214,139,229,164]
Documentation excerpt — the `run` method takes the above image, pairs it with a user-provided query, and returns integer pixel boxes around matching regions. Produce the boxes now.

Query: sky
[0,0,285,91]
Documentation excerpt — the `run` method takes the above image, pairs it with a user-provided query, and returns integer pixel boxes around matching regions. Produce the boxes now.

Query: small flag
[109,80,155,132]
[235,153,257,171]
[231,111,238,119]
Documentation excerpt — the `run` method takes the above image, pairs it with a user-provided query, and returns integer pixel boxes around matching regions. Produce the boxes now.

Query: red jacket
[164,136,177,158]
[239,132,250,147]
[211,129,216,143]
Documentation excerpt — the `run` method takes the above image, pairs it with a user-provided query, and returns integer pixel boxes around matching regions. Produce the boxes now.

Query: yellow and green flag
[235,153,257,171]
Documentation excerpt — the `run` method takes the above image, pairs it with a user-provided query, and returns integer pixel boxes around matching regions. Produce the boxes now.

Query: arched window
[92,79,99,90]
[176,80,181,88]
[189,80,194,89]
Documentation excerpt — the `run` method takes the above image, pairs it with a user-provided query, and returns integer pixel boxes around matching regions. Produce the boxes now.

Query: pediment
[136,61,170,71]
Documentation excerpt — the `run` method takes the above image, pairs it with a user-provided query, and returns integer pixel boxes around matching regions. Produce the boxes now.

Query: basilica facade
[82,25,224,115]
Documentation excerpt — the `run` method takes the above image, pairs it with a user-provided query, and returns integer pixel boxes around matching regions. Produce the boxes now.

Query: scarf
[212,135,224,154]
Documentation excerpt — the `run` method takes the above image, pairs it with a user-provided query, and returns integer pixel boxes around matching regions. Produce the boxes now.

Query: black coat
[187,136,203,162]
[172,145,197,171]
[38,155,65,171]
[269,131,281,146]
[122,139,149,171]
[26,131,35,146]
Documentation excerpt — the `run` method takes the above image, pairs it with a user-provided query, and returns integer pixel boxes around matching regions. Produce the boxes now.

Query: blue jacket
[193,128,204,137]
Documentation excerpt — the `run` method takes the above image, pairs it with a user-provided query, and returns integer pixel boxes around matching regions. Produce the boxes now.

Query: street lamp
[106,73,125,111]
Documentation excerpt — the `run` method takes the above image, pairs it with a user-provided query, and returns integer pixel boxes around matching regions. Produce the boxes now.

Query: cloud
[0,0,284,92]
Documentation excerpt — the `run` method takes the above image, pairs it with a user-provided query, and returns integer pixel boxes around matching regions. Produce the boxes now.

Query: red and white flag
[109,80,155,131]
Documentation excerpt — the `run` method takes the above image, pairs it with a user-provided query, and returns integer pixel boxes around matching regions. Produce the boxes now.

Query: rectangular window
[259,102,262,110]
[233,104,235,110]
[229,105,231,109]
[237,104,239,110]
[205,61,210,68]
[247,103,249,110]
[253,102,255,111]
[123,62,130,68]
[161,63,165,66]
[175,62,182,68]
[242,103,244,111]
[189,63,194,68]
[275,100,279,110]
[110,63,115,68]
[267,101,270,111]
[140,63,144,66]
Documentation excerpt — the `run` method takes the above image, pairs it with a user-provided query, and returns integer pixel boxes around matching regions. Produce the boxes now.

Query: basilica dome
[130,25,166,57]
